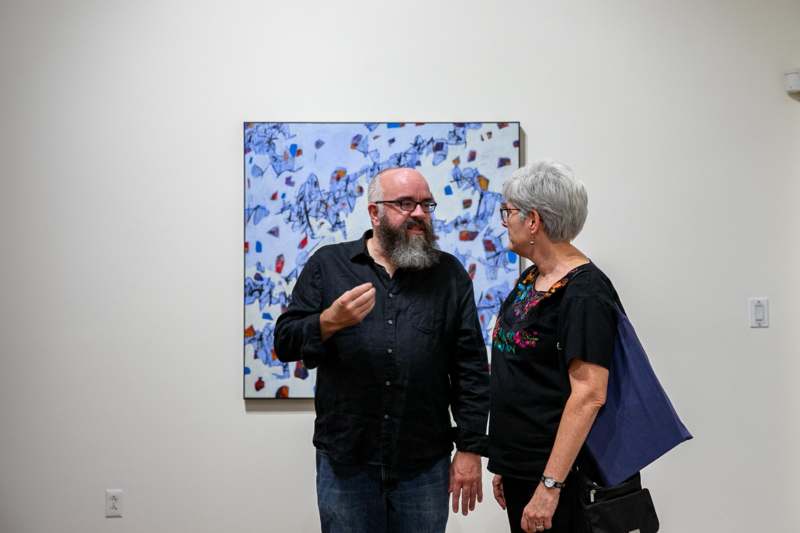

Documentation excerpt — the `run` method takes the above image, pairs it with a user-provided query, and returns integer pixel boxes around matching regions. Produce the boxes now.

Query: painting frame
[244,121,521,399]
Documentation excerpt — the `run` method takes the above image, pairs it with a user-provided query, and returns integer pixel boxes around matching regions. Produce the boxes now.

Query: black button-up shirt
[274,231,490,470]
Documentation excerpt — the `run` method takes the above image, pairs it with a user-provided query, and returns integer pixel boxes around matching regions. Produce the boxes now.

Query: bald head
[367,168,432,205]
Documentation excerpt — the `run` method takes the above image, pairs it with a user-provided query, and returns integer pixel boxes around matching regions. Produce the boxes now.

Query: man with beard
[274,167,490,533]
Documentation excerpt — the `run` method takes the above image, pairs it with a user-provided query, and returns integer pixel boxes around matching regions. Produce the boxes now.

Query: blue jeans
[316,451,450,533]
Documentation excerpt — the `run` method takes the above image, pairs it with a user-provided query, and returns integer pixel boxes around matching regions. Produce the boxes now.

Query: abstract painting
[244,122,521,398]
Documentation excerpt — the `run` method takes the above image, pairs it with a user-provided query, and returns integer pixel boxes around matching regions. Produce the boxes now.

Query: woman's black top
[487,261,620,480]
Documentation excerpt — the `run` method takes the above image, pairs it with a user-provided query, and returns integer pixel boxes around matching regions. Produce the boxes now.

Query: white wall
[1,1,798,532]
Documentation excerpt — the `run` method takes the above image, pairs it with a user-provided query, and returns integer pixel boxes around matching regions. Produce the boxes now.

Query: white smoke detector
[786,70,800,94]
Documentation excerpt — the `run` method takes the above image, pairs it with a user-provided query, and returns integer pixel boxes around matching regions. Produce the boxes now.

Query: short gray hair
[368,170,389,215]
[367,171,384,203]
[502,160,588,242]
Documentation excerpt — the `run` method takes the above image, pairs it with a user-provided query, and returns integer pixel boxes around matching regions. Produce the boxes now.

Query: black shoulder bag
[576,468,659,533]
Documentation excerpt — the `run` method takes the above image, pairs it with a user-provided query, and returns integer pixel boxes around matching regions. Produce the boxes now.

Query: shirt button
[387,319,393,325]
[384,414,389,420]
[385,381,391,386]
[387,348,393,354]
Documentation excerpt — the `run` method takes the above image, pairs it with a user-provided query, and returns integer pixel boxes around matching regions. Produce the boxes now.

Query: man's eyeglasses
[499,207,521,223]
[374,199,438,213]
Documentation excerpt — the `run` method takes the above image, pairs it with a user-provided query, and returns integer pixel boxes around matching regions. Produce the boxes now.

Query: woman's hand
[520,484,560,532]
[491,474,506,509]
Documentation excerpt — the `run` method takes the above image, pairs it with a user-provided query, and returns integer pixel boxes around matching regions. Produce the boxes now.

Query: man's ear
[368,203,380,225]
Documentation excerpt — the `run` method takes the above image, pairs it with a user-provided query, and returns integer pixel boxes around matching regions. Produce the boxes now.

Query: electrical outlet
[105,489,123,518]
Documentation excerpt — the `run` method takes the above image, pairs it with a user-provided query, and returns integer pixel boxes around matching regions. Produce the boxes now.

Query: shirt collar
[348,230,374,262]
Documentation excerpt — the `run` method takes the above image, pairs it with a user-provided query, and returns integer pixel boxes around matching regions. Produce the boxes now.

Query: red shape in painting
[294,360,309,379]
[275,254,285,274]
[299,235,308,249]
[255,377,265,391]
[459,230,479,241]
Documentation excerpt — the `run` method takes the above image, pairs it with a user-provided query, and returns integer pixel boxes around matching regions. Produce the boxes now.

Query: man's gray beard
[376,214,440,270]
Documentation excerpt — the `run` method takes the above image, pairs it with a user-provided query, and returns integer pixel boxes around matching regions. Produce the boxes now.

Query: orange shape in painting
[477,175,489,191]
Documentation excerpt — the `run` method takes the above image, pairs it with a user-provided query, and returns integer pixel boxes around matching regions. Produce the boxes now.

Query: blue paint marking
[289,144,298,157]
[262,312,273,321]
[251,164,264,177]
[255,241,262,253]
[387,123,403,128]
[244,366,251,375]
[444,185,453,195]
[508,251,517,263]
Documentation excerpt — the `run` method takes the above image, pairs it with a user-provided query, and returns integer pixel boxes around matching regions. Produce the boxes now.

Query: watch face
[544,478,555,488]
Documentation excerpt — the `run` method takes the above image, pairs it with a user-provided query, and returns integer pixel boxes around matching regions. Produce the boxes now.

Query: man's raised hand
[320,282,376,340]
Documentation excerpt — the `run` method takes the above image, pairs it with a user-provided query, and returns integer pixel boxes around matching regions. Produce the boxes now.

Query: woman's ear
[528,210,540,232]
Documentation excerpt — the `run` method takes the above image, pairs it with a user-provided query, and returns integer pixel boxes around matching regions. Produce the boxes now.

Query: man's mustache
[404,219,428,230]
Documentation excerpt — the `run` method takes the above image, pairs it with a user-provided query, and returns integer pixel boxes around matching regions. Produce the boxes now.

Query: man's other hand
[449,451,483,516]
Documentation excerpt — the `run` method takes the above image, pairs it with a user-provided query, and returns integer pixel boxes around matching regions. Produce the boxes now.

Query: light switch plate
[748,297,769,328]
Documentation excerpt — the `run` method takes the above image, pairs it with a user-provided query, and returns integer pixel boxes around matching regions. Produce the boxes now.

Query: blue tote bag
[585,308,693,486]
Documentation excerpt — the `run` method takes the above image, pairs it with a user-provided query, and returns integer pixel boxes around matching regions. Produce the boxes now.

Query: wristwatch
[540,475,566,489]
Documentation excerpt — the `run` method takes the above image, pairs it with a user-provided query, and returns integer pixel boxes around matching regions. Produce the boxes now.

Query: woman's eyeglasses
[499,207,521,223]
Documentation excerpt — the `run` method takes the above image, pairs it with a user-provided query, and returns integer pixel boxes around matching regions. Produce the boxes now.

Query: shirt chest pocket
[412,314,444,334]
[406,307,448,349]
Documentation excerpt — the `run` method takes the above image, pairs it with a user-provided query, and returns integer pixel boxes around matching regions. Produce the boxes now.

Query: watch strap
[540,475,566,489]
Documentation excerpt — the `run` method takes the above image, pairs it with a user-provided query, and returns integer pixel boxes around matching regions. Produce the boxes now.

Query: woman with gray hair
[488,161,619,533]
